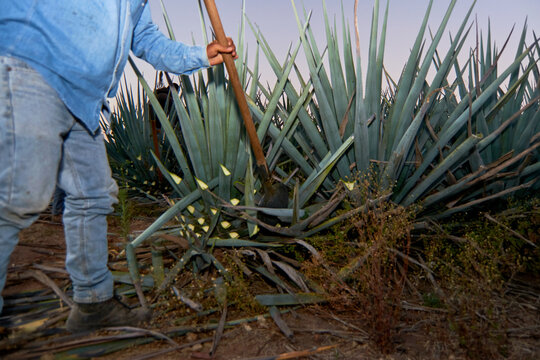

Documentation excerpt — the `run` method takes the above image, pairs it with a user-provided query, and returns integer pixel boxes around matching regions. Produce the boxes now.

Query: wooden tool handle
[203,0,270,178]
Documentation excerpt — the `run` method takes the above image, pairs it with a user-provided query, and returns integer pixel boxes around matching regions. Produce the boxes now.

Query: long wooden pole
[203,0,270,180]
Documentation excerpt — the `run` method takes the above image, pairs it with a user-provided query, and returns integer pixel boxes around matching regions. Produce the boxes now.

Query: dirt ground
[1,213,539,360]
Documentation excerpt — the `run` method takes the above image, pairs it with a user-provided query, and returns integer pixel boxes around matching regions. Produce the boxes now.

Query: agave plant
[123,0,359,246]
[252,0,539,225]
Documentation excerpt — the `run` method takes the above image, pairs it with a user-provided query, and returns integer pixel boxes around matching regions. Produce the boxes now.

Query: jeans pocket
[0,56,66,223]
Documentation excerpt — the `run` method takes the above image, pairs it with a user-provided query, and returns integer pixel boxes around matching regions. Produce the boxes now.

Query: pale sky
[128,0,539,90]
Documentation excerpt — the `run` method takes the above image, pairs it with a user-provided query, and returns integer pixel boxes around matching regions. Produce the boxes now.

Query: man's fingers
[215,44,234,54]
[208,52,238,66]
[213,40,236,54]
[207,37,238,65]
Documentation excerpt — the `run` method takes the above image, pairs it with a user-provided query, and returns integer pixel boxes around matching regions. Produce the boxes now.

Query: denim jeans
[0,56,118,313]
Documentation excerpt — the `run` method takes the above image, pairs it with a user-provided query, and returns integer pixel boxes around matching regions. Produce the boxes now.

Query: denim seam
[2,63,15,205]
[64,147,94,300]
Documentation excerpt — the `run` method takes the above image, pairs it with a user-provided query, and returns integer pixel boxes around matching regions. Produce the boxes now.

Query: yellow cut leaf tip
[196,178,209,190]
[220,164,231,176]
[169,172,182,184]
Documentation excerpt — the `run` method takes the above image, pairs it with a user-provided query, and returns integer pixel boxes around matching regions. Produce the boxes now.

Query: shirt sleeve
[131,5,210,75]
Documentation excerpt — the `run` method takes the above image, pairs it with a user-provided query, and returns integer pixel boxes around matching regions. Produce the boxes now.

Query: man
[0,0,236,332]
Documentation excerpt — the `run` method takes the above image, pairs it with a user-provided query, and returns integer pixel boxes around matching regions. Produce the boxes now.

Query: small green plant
[116,185,135,240]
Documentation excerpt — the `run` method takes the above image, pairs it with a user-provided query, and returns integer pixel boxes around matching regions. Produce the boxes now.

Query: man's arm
[131,6,236,74]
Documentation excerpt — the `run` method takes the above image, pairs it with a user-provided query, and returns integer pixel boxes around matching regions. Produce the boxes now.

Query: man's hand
[206,37,238,66]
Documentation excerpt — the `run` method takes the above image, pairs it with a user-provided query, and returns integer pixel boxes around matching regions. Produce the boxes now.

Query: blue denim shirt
[0,0,210,132]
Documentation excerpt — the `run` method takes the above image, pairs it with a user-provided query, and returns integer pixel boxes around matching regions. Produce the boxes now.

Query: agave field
[2,0,538,358]
[104,0,538,278]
